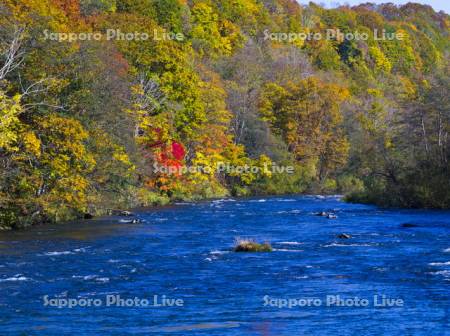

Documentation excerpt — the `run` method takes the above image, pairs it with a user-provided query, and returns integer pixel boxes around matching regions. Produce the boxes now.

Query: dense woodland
[0,0,449,228]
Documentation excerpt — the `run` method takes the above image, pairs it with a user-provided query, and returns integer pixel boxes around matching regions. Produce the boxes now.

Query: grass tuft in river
[233,238,272,252]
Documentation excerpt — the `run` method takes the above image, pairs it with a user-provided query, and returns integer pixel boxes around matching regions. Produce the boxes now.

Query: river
[0,196,449,335]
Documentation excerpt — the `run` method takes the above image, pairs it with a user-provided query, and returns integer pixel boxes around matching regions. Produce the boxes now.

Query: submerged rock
[315,211,337,218]
[401,223,418,228]
[119,211,134,217]
[234,239,272,252]
[119,219,141,224]
[337,233,351,239]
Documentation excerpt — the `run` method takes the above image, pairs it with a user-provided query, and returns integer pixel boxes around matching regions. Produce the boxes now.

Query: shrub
[233,238,272,252]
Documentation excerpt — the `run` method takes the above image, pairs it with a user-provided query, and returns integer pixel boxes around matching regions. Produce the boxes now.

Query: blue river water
[0,195,449,335]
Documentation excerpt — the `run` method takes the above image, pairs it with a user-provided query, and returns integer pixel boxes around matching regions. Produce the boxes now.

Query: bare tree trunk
[0,26,25,81]
[421,114,429,155]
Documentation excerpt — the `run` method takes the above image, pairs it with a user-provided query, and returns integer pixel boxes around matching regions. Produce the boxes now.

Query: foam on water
[96,277,110,283]
[209,250,229,255]
[273,249,303,252]
[72,275,98,281]
[323,243,374,247]
[0,275,30,282]
[429,261,450,266]
[212,199,236,204]
[277,210,302,214]
[429,270,450,276]
[40,247,88,256]
[42,251,74,256]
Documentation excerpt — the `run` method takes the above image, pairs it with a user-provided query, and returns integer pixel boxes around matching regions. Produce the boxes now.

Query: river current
[0,196,449,335]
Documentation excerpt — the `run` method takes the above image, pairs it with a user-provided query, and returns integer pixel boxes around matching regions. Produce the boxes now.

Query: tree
[259,77,350,181]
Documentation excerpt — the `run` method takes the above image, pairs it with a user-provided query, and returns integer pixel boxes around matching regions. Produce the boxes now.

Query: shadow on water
[0,219,136,242]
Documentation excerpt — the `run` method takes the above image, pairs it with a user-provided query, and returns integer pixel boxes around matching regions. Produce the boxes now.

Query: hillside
[0,0,449,228]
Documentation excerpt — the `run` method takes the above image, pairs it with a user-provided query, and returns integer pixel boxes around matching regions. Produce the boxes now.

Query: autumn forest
[0,0,449,229]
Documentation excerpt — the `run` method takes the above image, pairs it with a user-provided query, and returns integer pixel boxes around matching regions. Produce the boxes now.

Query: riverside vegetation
[233,238,273,252]
[0,0,449,229]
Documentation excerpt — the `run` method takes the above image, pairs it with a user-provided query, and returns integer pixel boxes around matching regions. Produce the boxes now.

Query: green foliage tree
[259,77,350,182]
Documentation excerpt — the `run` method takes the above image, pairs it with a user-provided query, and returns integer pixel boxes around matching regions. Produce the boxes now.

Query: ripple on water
[323,243,375,247]
[278,241,304,245]
[209,250,229,255]
[39,247,88,256]
[205,250,230,261]
[428,270,450,278]
[0,275,31,282]
[211,199,236,206]
[71,275,109,282]
[273,249,303,252]
[42,251,74,256]
[428,261,450,266]
[276,210,302,214]
[158,322,241,332]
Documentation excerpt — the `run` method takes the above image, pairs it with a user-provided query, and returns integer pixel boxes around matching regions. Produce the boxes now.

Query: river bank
[3,188,449,231]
